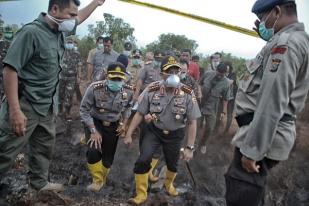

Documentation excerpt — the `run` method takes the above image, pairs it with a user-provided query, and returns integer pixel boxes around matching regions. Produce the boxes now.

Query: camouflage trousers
[59,78,82,116]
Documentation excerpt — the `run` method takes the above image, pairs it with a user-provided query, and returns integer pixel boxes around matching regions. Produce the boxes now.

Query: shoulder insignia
[123,84,134,90]
[148,81,160,92]
[181,85,193,95]
[93,82,104,90]
[271,47,287,55]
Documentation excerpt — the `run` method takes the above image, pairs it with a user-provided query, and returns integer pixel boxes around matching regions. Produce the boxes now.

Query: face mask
[180,73,186,80]
[97,43,104,50]
[212,61,220,68]
[132,59,141,66]
[47,13,75,32]
[65,43,74,50]
[4,32,13,40]
[107,80,124,92]
[153,60,161,68]
[123,50,131,56]
[165,74,180,88]
[74,46,78,51]
[258,10,279,41]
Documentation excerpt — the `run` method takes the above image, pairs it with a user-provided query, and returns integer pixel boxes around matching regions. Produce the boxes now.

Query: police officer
[59,37,83,119]
[123,41,132,57]
[199,63,231,154]
[225,1,309,205]
[127,49,143,85]
[0,26,13,106]
[147,58,202,183]
[223,61,238,134]
[133,51,162,102]
[80,62,133,192]
[124,55,201,205]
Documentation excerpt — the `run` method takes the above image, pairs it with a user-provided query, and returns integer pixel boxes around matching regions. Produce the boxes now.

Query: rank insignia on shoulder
[148,82,160,92]
[93,82,104,90]
[271,47,287,55]
[270,59,281,72]
[181,85,193,95]
[123,84,134,90]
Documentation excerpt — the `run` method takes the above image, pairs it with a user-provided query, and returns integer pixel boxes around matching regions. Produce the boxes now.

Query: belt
[235,113,295,127]
[150,123,184,135]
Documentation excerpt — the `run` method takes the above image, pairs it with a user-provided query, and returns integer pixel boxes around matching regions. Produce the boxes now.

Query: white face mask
[47,13,75,32]
[165,74,180,88]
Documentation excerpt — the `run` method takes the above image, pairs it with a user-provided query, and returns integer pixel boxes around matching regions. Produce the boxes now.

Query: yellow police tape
[118,0,259,38]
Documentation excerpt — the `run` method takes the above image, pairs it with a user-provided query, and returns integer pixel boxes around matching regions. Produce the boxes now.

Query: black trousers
[86,119,119,168]
[225,148,279,206]
[134,123,185,174]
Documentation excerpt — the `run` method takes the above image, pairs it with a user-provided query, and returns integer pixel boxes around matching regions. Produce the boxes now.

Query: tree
[145,33,198,54]
[77,35,96,61]
[87,13,136,52]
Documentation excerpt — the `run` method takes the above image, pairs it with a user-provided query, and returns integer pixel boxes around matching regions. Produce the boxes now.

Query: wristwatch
[90,127,96,134]
[186,145,195,151]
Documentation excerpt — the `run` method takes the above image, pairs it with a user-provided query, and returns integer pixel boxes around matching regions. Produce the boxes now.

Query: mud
[0,114,308,206]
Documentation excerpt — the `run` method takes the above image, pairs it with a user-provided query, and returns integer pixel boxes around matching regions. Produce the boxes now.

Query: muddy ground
[0,109,308,206]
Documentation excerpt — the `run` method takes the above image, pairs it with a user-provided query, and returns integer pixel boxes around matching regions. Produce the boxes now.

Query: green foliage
[87,13,136,52]
[77,35,96,61]
[145,33,198,54]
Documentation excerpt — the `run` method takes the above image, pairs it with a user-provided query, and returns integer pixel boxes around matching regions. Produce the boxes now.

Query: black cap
[160,55,181,72]
[107,62,126,80]
[252,0,295,14]
[132,49,142,58]
[117,54,129,68]
[124,42,132,51]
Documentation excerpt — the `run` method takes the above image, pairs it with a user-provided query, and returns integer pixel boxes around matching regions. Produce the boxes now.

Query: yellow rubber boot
[87,161,110,192]
[128,173,148,205]
[149,158,159,182]
[164,170,178,196]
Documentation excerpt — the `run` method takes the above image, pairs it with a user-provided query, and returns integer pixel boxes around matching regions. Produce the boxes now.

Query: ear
[50,4,60,15]
[274,5,282,17]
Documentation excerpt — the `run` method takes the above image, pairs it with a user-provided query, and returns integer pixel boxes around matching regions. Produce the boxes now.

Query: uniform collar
[36,12,60,34]
[270,22,304,42]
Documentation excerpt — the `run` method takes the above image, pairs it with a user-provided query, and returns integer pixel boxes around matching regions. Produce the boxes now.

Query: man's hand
[253,19,262,38]
[123,133,132,145]
[241,155,260,173]
[181,148,194,162]
[144,114,152,123]
[116,123,126,138]
[10,109,27,137]
[87,132,102,150]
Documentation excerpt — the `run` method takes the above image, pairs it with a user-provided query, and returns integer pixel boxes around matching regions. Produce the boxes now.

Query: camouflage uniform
[59,48,82,117]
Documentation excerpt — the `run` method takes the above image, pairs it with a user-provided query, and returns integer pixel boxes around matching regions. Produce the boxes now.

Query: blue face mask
[65,43,74,50]
[107,80,124,92]
[258,10,279,41]
[132,59,141,66]
[153,60,161,68]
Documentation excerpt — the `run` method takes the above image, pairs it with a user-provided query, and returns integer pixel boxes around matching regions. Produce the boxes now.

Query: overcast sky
[0,0,308,59]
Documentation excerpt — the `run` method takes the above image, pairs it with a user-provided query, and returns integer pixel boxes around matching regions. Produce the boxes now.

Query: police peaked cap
[252,0,295,14]
[160,55,181,72]
[107,62,127,80]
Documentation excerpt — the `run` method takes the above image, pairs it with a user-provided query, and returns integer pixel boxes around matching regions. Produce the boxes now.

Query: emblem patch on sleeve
[271,47,287,54]
[270,59,281,72]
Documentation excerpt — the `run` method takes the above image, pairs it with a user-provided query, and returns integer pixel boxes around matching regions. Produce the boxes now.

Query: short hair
[48,0,80,11]
[96,36,104,43]
[212,52,222,58]
[282,2,297,16]
[224,61,234,73]
[216,62,228,73]
[192,55,200,61]
[181,49,191,55]
[179,59,189,67]
[103,36,113,44]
